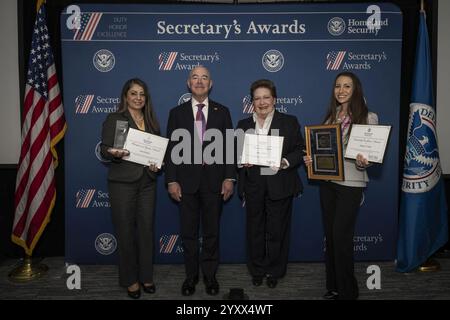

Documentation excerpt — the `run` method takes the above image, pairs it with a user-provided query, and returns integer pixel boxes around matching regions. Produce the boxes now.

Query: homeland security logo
[95,141,110,163]
[178,93,192,106]
[328,17,346,36]
[402,103,442,193]
[262,50,284,73]
[93,49,115,72]
[95,233,117,255]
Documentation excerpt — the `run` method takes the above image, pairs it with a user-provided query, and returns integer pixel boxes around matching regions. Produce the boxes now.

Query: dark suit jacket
[165,100,235,193]
[237,111,304,200]
[101,110,156,183]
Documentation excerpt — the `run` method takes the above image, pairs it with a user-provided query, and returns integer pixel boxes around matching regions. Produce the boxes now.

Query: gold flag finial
[37,0,45,12]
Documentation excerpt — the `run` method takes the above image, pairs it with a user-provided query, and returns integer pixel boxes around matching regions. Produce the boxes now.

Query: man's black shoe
[323,290,338,300]
[266,276,278,288]
[204,277,219,296]
[252,276,263,286]
[181,277,198,296]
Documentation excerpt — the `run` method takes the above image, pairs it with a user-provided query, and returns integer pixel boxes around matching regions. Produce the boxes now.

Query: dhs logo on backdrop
[159,234,182,254]
[242,95,254,114]
[262,50,284,73]
[178,93,192,106]
[75,95,95,114]
[95,233,117,255]
[326,51,347,70]
[159,52,178,71]
[93,49,115,72]
[328,17,346,36]
[402,103,442,193]
[95,141,110,163]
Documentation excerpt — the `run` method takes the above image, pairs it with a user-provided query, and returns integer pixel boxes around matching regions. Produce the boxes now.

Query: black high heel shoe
[142,283,156,294]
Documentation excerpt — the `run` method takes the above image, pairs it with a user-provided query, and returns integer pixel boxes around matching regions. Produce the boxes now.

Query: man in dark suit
[237,79,304,288]
[165,66,235,296]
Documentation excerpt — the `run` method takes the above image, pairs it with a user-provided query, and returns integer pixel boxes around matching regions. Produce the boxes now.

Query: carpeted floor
[1,256,449,300]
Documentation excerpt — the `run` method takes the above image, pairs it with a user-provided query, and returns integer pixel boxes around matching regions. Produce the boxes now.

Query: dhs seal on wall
[178,93,191,106]
[95,141,110,163]
[328,17,346,36]
[262,49,284,73]
[93,49,115,72]
[402,103,442,193]
[95,233,117,255]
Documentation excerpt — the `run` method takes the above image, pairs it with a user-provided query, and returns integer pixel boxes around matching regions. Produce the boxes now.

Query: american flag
[12,2,66,255]
[159,52,178,71]
[73,12,102,41]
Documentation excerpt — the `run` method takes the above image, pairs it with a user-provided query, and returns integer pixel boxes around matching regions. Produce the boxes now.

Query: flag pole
[8,254,48,282]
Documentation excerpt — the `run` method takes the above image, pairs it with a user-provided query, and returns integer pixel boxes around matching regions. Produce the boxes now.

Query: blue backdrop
[61,3,402,264]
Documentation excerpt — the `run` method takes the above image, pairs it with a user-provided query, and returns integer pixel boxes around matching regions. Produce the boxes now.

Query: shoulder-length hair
[323,72,368,126]
[116,78,160,134]
[250,79,277,100]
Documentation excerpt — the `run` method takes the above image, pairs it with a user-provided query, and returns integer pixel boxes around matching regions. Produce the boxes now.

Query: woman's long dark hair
[116,78,160,134]
[323,72,369,126]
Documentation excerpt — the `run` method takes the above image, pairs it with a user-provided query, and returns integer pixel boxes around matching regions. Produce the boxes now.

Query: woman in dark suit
[100,78,161,299]
[237,79,304,289]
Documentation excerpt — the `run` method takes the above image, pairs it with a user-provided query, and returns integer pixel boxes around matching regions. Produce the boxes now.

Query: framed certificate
[305,124,344,181]
[344,124,391,163]
[122,128,169,169]
[240,133,284,167]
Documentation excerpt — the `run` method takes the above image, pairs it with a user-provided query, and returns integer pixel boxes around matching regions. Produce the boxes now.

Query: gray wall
[437,0,450,175]
[0,0,20,165]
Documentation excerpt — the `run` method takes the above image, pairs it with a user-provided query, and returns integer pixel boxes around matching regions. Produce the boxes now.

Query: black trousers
[108,173,156,287]
[245,181,293,279]
[179,172,223,280]
[319,181,363,300]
